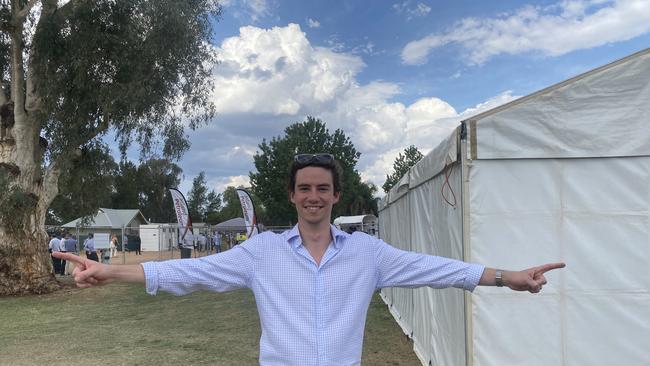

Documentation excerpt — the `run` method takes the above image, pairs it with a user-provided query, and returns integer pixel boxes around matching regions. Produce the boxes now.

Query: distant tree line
[47,153,184,225]
[48,117,423,229]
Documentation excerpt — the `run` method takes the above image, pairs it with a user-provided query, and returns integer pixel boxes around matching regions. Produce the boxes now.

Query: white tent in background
[333,214,378,235]
[378,48,650,366]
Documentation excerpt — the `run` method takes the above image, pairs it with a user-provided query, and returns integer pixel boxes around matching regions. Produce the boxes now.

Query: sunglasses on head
[294,153,335,165]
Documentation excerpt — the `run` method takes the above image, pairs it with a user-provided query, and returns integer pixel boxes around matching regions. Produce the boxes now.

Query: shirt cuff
[141,262,159,295]
[464,263,486,292]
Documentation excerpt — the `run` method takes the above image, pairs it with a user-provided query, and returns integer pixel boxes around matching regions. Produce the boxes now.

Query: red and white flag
[236,189,259,238]
[169,188,194,246]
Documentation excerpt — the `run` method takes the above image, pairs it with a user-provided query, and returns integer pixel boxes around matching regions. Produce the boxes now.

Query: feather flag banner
[169,188,194,247]
[236,189,259,238]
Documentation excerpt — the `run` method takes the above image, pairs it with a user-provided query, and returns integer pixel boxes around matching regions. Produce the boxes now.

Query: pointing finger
[537,262,566,275]
[52,252,86,266]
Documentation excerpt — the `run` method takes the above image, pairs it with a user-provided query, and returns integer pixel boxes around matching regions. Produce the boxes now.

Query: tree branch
[42,158,62,207]
[9,1,26,117]
[15,0,39,21]
[25,0,59,114]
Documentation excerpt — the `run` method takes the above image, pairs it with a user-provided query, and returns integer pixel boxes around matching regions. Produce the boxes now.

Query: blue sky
[156,0,650,197]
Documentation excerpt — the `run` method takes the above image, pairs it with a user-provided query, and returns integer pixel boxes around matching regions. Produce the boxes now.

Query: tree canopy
[382,145,424,193]
[0,0,220,295]
[47,157,183,225]
[250,117,377,226]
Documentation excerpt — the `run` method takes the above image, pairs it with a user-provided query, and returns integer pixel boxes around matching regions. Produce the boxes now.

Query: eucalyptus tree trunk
[0,110,61,295]
[0,1,61,295]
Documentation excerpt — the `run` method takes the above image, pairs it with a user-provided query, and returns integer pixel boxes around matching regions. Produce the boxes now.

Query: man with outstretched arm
[55,153,565,366]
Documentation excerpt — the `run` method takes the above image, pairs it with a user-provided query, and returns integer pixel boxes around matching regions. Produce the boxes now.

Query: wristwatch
[495,270,504,287]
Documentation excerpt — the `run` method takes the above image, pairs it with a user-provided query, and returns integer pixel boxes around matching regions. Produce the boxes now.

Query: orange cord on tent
[441,161,457,208]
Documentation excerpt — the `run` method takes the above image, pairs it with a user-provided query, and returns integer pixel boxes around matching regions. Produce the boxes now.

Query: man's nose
[306,189,319,200]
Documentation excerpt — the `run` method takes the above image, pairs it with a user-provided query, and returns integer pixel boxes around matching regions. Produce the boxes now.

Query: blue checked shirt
[141,225,484,366]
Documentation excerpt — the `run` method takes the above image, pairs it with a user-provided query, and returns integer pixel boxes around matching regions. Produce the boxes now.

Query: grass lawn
[0,277,421,365]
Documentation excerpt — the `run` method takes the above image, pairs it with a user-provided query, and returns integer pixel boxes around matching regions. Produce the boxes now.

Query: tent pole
[461,122,474,366]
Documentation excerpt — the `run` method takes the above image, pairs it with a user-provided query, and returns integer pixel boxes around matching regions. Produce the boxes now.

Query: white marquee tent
[378,48,650,366]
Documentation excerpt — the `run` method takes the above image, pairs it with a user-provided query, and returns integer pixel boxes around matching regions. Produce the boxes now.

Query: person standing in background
[48,233,62,275]
[213,231,222,253]
[63,233,79,275]
[198,232,207,252]
[110,235,118,258]
[83,233,98,262]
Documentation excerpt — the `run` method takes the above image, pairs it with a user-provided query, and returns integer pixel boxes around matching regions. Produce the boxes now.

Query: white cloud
[402,0,650,65]
[307,18,321,28]
[393,1,432,20]
[213,24,364,115]
[220,0,272,22]
[196,24,518,196]
[359,91,519,189]
[210,175,251,193]
[351,41,377,55]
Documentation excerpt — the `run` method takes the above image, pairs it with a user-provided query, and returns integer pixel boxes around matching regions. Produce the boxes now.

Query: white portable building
[139,223,209,251]
[378,48,650,366]
[140,224,176,252]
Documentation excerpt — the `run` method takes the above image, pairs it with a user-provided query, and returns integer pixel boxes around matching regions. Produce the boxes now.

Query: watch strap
[495,269,504,287]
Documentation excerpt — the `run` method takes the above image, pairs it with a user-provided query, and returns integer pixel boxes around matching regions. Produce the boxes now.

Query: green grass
[0,280,421,365]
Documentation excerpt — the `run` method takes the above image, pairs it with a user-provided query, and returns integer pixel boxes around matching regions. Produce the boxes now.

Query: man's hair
[287,154,343,193]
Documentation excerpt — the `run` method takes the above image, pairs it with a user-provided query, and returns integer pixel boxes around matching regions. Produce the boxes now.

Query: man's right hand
[51,252,145,287]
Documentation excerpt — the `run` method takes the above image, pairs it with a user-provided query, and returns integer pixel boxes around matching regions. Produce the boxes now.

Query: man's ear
[333,191,340,204]
[289,190,295,204]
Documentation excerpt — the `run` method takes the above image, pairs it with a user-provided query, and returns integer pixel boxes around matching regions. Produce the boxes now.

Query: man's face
[290,166,340,226]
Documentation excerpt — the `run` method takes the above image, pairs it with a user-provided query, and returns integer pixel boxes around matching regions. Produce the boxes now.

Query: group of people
[49,232,126,274]
[48,232,78,275]
[54,153,565,365]
[180,231,224,254]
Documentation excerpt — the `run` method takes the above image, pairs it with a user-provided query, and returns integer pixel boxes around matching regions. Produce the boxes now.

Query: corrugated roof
[62,208,147,229]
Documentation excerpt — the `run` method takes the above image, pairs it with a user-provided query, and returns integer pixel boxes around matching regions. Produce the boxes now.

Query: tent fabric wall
[385,188,414,336]
[469,157,650,366]
[470,48,650,160]
[408,164,466,366]
[379,129,467,366]
[378,48,650,365]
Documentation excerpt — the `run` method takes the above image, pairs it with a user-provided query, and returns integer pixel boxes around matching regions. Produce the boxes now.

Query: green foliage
[382,145,424,193]
[204,190,222,224]
[217,186,244,223]
[137,159,182,223]
[250,117,377,226]
[47,157,182,225]
[209,186,267,226]
[187,171,208,222]
[112,160,140,210]
[3,0,219,227]
[0,171,38,235]
[47,142,118,225]
[111,158,183,222]
[25,0,220,162]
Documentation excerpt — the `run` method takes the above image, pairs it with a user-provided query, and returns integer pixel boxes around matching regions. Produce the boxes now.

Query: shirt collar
[286,224,349,249]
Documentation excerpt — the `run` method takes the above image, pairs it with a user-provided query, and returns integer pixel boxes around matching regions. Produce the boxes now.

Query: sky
[134,0,650,197]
